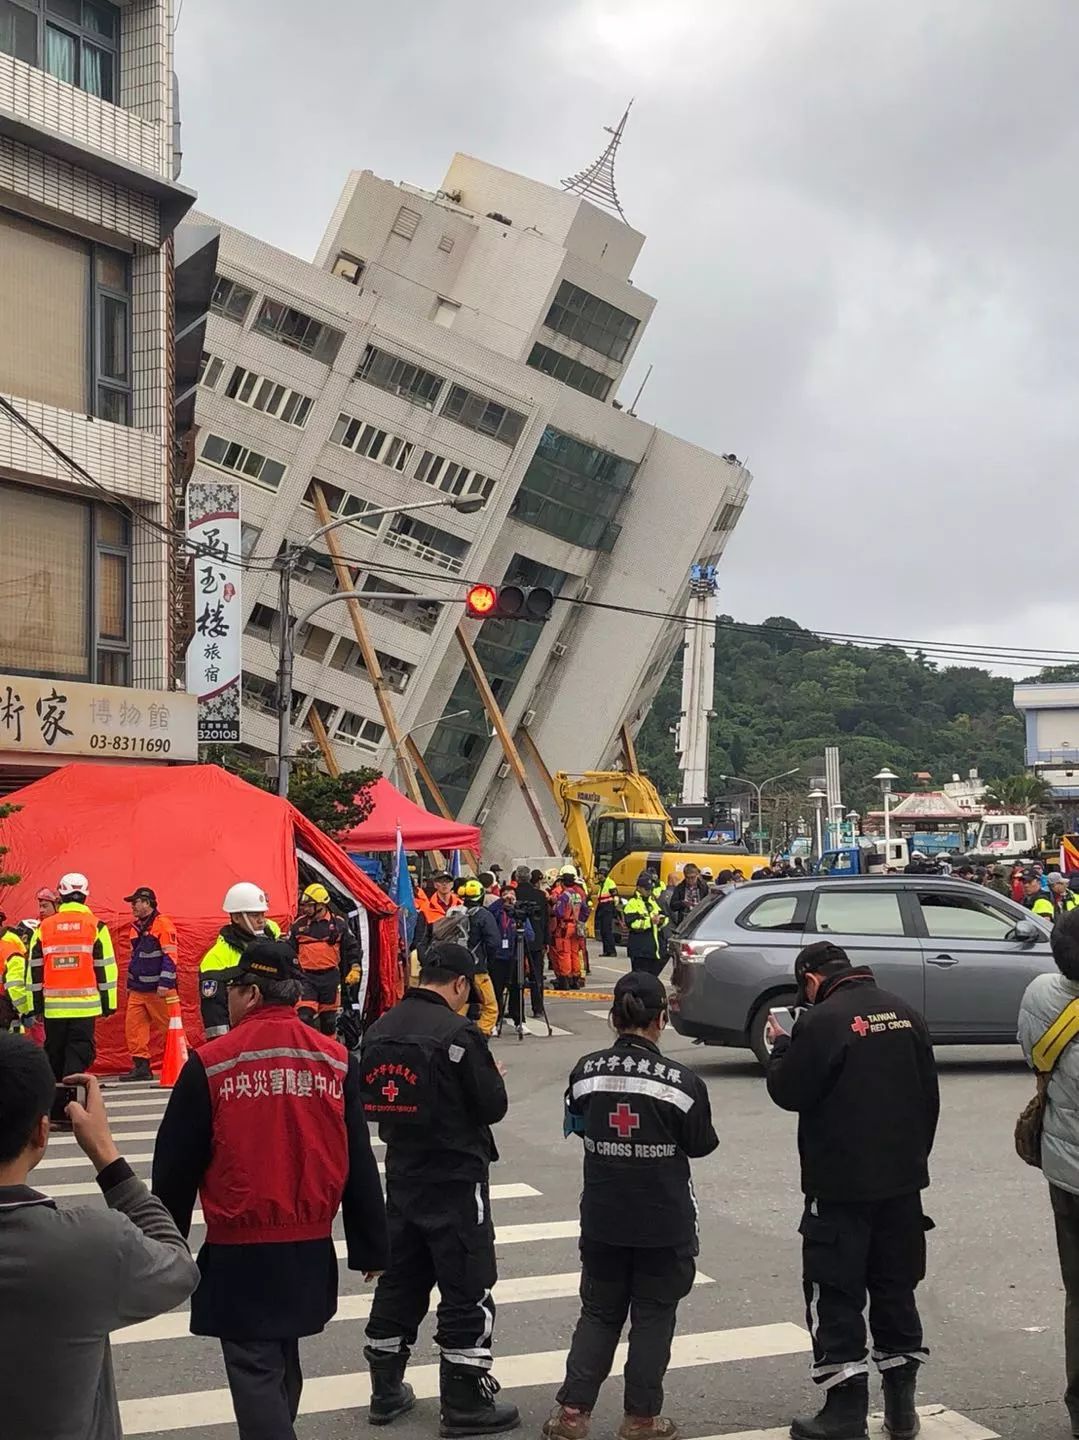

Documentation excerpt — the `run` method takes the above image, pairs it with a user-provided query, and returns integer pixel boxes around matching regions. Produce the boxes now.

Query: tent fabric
[336,776,481,854]
[0,763,401,1073]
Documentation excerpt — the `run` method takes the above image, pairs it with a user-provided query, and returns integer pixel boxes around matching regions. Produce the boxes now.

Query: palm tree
[982,773,1055,815]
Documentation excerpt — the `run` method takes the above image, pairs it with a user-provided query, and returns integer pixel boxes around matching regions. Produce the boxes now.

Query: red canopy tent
[336,776,481,854]
[0,763,401,1072]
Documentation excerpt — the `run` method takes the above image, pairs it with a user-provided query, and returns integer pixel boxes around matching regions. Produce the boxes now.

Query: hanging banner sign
[186,479,242,744]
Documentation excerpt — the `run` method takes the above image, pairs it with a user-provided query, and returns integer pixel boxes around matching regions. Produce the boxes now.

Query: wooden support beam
[407,736,479,872]
[454,621,561,855]
[305,705,341,777]
[620,721,639,775]
[517,725,554,795]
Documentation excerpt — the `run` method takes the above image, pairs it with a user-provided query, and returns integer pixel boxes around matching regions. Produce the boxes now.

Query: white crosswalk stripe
[699,1411,998,1440]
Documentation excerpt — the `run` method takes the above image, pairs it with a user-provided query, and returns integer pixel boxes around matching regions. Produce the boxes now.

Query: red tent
[336,776,481,853]
[0,763,401,1072]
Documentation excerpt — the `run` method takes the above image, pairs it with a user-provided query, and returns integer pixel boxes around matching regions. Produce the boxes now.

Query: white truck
[970,814,1041,861]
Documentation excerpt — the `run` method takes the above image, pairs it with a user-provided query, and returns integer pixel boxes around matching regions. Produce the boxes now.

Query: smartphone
[768,1006,801,1038]
[50,1083,87,1126]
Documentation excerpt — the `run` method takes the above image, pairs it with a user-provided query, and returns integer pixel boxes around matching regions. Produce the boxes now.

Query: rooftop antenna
[561,101,633,224]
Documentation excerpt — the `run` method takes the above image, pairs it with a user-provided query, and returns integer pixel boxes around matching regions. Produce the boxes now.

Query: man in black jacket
[765,942,939,1440]
[513,866,551,1016]
[668,864,707,928]
[360,943,518,1436]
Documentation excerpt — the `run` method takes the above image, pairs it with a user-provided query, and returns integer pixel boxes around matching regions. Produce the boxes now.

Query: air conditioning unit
[521,709,536,727]
[551,642,568,659]
[496,762,511,780]
[476,805,490,825]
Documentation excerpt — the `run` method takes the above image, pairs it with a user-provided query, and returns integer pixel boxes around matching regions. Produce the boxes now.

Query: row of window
[331,412,414,473]
[210,276,345,365]
[200,434,287,492]
[733,887,1037,944]
[543,280,639,363]
[415,450,494,503]
[1,0,119,103]
[241,669,387,753]
[527,342,612,401]
[512,426,636,553]
[200,354,314,429]
[272,528,441,633]
[243,607,416,694]
[355,343,527,446]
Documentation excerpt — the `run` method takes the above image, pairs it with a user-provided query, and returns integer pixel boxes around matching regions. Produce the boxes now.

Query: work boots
[364,1346,415,1426]
[790,1376,870,1440]
[438,1361,520,1437]
[542,1407,590,1439]
[882,1362,920,1438]
[118,1058,152,1083]
[617,1417,679,1440]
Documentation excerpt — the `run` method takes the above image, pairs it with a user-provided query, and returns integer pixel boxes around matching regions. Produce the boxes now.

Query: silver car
[669,876,1055,1065]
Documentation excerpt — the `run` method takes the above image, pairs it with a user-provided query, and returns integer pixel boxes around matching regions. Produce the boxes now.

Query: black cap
[1023,868,1042,882]
[219,938,302,985]
[614,970,667,1011]
[124,886,158,906]
[431,871,454,884]
[795,941,850,980]
[422,942,476,980]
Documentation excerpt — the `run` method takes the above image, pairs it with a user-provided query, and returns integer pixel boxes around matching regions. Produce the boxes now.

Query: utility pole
[677,563,718,805]
[276,558,293,797]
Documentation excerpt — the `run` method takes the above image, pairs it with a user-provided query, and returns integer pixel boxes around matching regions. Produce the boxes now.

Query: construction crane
[675,563,718,806]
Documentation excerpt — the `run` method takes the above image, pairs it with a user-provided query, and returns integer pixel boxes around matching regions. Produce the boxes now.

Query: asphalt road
[42,953,1073,1439]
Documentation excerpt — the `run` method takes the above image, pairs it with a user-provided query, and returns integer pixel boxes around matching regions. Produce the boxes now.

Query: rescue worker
[455,877,501,1036]
[36,887,58,923]
[623,873,668,978]
[543,972,717,1440]
[593,868,620,958]
[199,882,281,1040]
[668,864,707,928]
[289,883,362,1035]
[549,867,589,990]
[1048,873,1079,920]
[416,871,461,926]
[5,919,39,1042]
[28,872,117,1081]
[361,942,518,1436]
[120,886,179,1082]
[1025,869,1057,922]
[765,942,939,1440]
[0,912,24,1031]
[153,939,388,1440]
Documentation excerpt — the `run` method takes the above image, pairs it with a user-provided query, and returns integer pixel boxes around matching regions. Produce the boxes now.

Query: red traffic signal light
[465,584,498,618]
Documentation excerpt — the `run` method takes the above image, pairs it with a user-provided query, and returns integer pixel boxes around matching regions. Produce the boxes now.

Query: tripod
[494,924,553,1039]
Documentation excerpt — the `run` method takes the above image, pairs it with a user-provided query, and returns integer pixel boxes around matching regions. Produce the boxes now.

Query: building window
[390,206,421,240]
[441,384,526,447]
[384,514,469,574]
[199,352,225,390]
[253,298,344,364]
[331,411,414,472]
[0,482,130,682]
[296,622,332,662]
[210,275,255,323]
[288,545,340,595]
[242,670,278,715]
[301,479,383,535]
[329,638,414,694]
[200,433,287,491]
[356,575,440,634]
[0,210,130,423]
[527,342,612,401]
[433,298,459,328]
[513,425,636,552]
[1,0,120,102]
[333,709,385,751]
[713,500,744,532]
[241,522,262,558]
[355,344,444,410]
[331,252,365,285]
[415,450,493,505]
[543,280,639,363]
[225,366,313,428]
[244,601,278,643]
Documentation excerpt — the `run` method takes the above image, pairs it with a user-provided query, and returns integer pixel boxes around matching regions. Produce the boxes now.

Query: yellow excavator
[553,769,768,896]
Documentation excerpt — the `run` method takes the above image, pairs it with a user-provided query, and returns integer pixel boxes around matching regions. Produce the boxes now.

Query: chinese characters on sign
[186,480,243,743]
[0,676,197,761]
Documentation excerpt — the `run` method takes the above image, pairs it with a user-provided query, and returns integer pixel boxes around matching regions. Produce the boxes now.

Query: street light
[392,710,469,787]
[808,787,826,859]
[874,768,899,857]
[276,493,484,796]
[719,768,801,853]
[847,809,861,842]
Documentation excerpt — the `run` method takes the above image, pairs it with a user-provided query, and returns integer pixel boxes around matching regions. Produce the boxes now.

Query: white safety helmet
[57,872,90,898]
[222,881,268,915]
[559,864,579,881]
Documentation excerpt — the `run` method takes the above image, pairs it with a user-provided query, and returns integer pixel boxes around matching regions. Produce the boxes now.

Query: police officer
[765,942,939,1440]
[361,942,518,1436]
[199,882,281,1039]
[290,883,362,1034]
[1024,869,1057,922]
[622,872,667,977]
[593,868,620,957]
[543,972,717,1440]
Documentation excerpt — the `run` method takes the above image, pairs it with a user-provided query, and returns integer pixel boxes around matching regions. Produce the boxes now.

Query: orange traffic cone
[159,994,189,1087]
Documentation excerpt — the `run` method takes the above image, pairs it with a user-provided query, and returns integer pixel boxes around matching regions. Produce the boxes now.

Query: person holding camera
[489,888,539,1038]
[0,1033,199,1440]
[765,942,939,1440]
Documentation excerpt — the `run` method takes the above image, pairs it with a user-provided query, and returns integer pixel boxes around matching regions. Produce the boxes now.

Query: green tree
[0,802,20,899]
[199,744,378,838]
[981,773,1056,816]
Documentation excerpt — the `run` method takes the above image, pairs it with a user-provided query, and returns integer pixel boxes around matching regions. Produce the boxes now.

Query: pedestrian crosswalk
[30,1078,999,1440]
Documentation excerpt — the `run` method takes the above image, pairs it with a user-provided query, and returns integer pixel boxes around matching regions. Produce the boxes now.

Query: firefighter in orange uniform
[548,866,591,991]
[415,872,460,926]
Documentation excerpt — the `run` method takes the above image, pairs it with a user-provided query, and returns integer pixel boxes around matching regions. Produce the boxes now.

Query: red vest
[198,1006,349,1245]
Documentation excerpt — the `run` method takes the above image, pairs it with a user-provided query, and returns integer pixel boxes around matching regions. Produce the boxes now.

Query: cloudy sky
[176,0,1079,674]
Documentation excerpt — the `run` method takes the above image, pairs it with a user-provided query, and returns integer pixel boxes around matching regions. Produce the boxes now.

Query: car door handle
[927,954,959,967]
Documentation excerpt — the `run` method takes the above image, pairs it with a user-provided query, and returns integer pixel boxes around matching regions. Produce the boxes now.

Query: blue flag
[450,849,462,879]
[392,824,416,950]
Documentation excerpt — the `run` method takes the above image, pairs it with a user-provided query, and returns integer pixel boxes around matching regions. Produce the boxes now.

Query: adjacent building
[194,149,752,859]
[0,0,197,786]
[1014,682,1079,811]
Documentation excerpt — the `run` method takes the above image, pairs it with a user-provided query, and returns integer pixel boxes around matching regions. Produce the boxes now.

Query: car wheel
[749,989,798,1069]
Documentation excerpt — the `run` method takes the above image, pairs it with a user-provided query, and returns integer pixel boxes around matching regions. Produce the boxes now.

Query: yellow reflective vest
[199,919,282,975]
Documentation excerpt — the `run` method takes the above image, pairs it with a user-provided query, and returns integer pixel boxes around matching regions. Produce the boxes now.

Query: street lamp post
[808,787,826,859]
[720,768,801,853]
[874,768,898,858]
[392,710,469,787]
[276,494,484,796]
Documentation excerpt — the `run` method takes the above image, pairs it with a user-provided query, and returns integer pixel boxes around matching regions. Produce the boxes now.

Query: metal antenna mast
[676,563,719,805]
[561,101,633,223]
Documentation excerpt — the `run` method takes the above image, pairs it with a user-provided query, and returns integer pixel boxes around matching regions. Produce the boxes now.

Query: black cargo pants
[221,1337,302,1440]
[366,1176,498,1370]
[1049,1183,1079,1432]
[557,1240,696,1417]
[800,1192,932,1388]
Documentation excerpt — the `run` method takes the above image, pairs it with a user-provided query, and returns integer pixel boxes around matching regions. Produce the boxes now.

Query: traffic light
[464,583,555,622]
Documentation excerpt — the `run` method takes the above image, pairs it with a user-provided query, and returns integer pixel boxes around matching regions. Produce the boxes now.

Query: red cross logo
[850,1016,870,1037]
[609,1102,641,1140]
[382,1081,400,1103]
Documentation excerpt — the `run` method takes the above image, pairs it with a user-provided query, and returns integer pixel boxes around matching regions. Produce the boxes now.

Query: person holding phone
[0,1033,199,1440]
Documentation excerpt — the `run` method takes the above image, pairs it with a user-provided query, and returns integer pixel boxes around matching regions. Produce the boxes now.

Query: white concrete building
[194,152,751,858]
[0,0,195,781]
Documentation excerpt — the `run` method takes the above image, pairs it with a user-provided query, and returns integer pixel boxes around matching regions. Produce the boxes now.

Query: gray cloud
[176,0,1079,671]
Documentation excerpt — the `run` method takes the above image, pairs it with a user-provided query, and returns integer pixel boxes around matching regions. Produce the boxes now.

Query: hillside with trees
[635,617,1028,822]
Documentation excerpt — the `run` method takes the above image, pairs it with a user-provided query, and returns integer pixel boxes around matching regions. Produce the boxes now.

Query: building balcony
[382,527,465,575]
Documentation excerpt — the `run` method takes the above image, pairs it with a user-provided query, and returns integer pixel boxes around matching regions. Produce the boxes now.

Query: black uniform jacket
[766,968,940,1203]
[360,987,508,1183]
[565,1033,718,1250]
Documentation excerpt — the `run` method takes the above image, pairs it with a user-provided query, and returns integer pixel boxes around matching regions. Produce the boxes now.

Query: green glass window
[512,426,636,551]
[543,280,639,362]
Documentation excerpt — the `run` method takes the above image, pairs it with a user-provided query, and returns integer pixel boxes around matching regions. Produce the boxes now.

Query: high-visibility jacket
[29,902,116,1020]
[4,940,32,1019]
[1027,894,1057,921]
[0,929,24,995]
[199,919,282,977]
[623,893,666,963]
[595,877,620,907]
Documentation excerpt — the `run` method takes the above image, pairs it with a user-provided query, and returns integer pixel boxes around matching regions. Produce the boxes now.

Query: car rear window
[737,893,806,931]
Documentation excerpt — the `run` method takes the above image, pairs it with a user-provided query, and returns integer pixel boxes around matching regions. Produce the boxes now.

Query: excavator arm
[553,770,682,886]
